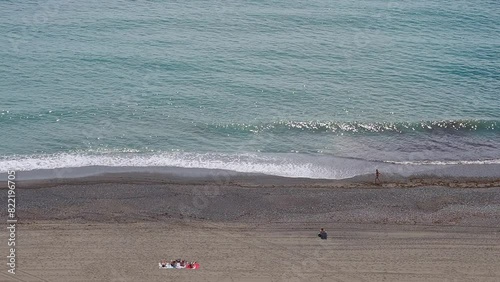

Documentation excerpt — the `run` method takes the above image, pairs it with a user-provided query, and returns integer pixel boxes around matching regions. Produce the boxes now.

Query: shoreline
[3,170,500,190]
[2,157,500,183]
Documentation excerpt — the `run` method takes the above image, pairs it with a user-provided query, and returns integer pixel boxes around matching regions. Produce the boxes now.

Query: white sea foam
[386,159,500,165]
[0,152,372,179]
[2,152,498,180]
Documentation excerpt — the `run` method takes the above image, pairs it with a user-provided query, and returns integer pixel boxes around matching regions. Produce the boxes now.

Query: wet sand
[1,173,500,281]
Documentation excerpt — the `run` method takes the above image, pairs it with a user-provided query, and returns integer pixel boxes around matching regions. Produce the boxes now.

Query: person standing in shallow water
[375,169,381,184]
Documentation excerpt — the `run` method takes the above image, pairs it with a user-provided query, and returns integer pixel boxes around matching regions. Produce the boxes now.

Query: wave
[203,120,500,135]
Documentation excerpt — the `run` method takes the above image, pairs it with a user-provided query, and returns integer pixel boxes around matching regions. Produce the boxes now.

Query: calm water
[1,0,499,179]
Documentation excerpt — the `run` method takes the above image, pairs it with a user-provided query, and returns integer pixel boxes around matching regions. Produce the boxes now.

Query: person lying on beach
[160,259,198,269]
[160,259,177,269]
[318,228,328,239]
[175,260,186,269]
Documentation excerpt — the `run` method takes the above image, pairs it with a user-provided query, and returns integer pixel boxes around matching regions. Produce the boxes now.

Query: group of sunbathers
[159,259,200,269]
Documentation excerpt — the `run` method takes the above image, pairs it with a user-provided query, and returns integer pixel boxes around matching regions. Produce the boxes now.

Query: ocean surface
[1,0,499,179]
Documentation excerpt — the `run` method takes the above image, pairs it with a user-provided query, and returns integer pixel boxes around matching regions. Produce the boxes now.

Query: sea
[1,0,499,180]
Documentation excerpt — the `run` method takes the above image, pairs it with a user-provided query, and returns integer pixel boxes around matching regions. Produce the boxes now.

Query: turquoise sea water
[1,0,499,179]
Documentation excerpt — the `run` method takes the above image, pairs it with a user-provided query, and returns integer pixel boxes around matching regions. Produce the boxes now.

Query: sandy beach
[1,173,500,281]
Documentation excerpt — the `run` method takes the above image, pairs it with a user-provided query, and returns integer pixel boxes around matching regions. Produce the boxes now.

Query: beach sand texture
[1,221,499,282]
[1,174,499,281]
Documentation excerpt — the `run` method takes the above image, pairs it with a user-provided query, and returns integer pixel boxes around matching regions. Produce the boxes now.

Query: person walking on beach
[318,228,327,240]
[375,169,381,184]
